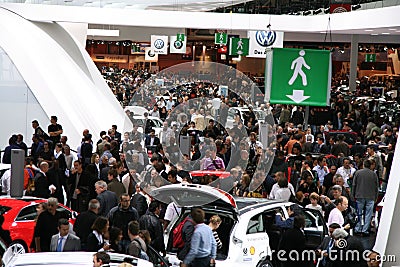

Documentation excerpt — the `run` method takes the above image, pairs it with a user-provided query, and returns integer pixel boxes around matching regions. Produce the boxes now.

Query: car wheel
[8,241,27,255]
[257,259,274,267]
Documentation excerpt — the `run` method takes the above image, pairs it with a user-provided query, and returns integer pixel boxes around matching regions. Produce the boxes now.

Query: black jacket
[73,210,98,247]
[139,212,165,253]
[108,205,139,240]
[96,190,118,217]
[131,193,148,217]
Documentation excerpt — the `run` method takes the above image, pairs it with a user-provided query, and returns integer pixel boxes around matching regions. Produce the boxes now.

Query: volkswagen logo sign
[255,30,276,47]
[147,50,155,57]
[174,40,183,49]
[154,39,164,49]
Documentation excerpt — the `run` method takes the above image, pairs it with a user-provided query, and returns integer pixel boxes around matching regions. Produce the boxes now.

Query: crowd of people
[0,65,398,266]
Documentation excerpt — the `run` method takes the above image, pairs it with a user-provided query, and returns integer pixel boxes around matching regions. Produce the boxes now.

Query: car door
[298,208,328,249]
[234,211,272,266]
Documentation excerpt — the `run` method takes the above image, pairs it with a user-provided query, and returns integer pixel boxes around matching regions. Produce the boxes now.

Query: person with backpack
[181,208,217,267]
[172,211,195,261]
[127,221,149,261]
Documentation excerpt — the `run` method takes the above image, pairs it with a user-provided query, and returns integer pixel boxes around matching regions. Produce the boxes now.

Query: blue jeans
[355,198,375,233]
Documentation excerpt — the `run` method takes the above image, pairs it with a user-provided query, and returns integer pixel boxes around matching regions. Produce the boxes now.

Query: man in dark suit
[50,218,81,252]
[313,136,330,154]
[145,129,160,153]
[316,223,341,267]
[350,137,366,157]
[33,161,51,199]
[95,180,118,217]
[131,183,148,217]
[73,199,99,250]
[68,160,90,212]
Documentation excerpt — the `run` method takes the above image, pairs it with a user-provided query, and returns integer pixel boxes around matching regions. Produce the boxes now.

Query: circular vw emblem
[174,40,183,49]
[147,50,155,57]
[154,39,164,49]
[255,30,276,47]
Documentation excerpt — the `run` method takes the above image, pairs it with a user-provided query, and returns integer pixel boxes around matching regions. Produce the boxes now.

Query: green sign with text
[266,48,331,106]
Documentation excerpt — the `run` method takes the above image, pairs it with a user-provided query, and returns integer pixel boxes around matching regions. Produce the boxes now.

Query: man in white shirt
[160,122,174,147]
[313,156,329,185]
[327,196,350,230]
[149,104,160,118]
[166,96,175,111]
[163,202,181,230]
[1,169,11,195]
[336,158,356,188]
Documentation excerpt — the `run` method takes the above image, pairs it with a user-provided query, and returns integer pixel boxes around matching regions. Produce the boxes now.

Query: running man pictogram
[237,39,243,50]
[288,50,310,86]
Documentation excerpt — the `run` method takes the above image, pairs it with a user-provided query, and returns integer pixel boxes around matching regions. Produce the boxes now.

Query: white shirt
[327,208,344,227]
[336,166,356,188]
[164,202,181,222]
[1,169,11,194]
[269,183,295,200]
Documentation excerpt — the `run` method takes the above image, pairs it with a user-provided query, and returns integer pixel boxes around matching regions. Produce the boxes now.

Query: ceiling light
[352,4,361,10]
[389,29,397,31]
[364,30,373,32]
[324,8,330,14]
[303,10,312,16]
[371,34,378,36]
[382,33,390,35]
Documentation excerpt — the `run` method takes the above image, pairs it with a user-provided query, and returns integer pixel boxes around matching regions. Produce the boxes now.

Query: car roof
[6,252,151,267]
[0,197,46,214]
[234,197,285,215]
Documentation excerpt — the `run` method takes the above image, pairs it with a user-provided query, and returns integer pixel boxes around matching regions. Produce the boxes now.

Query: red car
[0,197,76,252]
[189,170,231,185]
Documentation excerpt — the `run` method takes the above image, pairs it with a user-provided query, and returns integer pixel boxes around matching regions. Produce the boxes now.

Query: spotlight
[303,10,312,16]
[324,8,330,14]
[115,41,120,45]
[100,40,104,45]
[352,4,361,10]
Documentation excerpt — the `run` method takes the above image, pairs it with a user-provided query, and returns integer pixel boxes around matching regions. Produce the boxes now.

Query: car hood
[150,184,238,214]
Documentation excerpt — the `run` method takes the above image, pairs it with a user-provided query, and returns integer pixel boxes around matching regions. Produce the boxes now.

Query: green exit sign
[365,54,376,62]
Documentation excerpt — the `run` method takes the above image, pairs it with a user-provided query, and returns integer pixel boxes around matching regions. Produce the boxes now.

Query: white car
[225,107,266,129]
[124,105,148,116]
[130,115,163,137]
[4,252,154,267]
[150,184,327,267]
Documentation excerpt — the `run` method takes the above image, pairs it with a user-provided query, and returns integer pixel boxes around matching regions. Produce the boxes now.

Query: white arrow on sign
[286,89,310,103]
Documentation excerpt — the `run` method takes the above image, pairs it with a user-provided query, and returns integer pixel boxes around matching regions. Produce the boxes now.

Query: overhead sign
[151,35,168,55]
[176,33,185,42]
[229,37,249,56]
[247,30,284,58]
[170,35,187,54]
[266,48,331,106]
[365,53,376,62]
[144,47,158,61]
[215,32,227,45]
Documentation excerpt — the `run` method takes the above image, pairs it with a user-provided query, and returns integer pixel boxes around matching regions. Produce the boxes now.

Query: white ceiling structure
[2,3,400,43]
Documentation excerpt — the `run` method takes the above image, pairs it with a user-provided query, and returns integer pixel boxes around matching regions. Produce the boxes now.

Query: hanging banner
[247,30,284,58]
[151,35,168,55]
[145,47,158,61]
[170,35,187,54]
